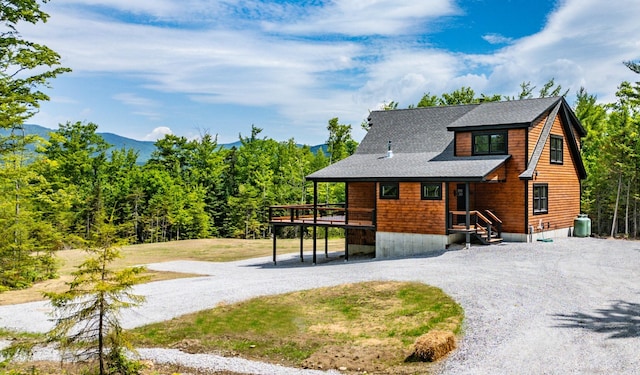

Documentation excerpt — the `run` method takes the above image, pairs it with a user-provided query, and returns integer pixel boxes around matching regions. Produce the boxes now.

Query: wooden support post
[313,180,318,264]
[300,225,304,262]
[313,225,317,265]
[325,226,329,258]
[272,225,277,265]
[445,182,450,234]
[465,182,471,249]
[345,227,349,261]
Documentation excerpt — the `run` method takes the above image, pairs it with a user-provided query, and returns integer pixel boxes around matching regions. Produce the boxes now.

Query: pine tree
[45,220,146,375]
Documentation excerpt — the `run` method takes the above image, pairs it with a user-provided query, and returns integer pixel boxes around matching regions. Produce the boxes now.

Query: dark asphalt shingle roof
[447,97,561,130]
[307,152,510,181]
[355,105,474,155]
[307,97,582,181]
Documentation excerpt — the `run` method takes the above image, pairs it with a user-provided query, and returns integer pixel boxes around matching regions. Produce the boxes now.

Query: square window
[421,183,442,200]
[533,184,548,214]
[380,182,399,199]
[550,135,563,164]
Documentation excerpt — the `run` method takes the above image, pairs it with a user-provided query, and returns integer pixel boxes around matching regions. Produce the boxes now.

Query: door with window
[455,183,467,225]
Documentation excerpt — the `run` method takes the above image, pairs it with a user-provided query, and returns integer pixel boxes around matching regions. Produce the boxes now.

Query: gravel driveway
[1,237,639,374]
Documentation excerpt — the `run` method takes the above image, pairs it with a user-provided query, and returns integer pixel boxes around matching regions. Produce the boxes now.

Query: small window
[533,184,548,214]
[421,183,442,200]
[473,132,507,155]
[380,182,399,199]
[550,135,563,164]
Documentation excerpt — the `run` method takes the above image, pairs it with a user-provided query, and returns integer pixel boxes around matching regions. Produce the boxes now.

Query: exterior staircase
[473,209,503,245]
[473,223,503,245]
[449,209,503,245]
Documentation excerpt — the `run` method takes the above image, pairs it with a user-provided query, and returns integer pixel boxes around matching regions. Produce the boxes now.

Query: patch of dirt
[301,343,435,374]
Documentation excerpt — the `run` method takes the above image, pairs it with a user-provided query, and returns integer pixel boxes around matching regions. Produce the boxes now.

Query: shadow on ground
[553,300,640,338]
[247,247,457,269]
[245,251,375,269]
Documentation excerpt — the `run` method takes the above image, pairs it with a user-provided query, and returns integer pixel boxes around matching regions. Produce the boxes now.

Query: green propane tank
[573,214,591,237]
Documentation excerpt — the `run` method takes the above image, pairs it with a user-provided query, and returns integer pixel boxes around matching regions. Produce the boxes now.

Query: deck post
[345,227,349,262]
[313,181,318,264]
[465,182,471,249]
[325,226,328,258]
[313,226,317,265]
[272,225,277,265]
[300,225,304,262]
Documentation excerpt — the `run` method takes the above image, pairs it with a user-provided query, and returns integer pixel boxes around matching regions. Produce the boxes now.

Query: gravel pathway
[1,237,639,374]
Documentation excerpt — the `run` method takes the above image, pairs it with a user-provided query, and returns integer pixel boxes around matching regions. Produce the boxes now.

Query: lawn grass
[131,281,464,374]
[0,238,344,306]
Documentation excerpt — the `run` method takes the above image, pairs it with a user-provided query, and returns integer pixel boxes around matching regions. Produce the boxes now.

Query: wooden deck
[269,205,375,229]
[269,204,376,265]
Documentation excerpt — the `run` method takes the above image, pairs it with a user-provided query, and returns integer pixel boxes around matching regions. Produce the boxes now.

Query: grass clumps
[131,281,464,373]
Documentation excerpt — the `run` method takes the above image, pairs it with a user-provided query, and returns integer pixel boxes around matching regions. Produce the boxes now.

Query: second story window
[550,135,563,164]
[473,132,507,155]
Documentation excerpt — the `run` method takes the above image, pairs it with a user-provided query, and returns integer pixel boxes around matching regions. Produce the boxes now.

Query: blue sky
[22,0,640,145]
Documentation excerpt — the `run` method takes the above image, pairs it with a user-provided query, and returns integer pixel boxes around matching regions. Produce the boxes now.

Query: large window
[421,183,442,200]
[380,182,399,199]
[473,132,507,155]
[550,135,563,164]
[533,184,548,214]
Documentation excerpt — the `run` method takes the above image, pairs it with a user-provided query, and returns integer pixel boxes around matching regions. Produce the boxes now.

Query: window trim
[472,131,508,155]
[533,183,548,215]
[380,182,399,200]
[550,135,563,164]
[421,182,442,200]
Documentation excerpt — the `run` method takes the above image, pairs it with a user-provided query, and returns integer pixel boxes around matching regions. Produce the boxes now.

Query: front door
[455,183,468,225]
[456,183,467,211]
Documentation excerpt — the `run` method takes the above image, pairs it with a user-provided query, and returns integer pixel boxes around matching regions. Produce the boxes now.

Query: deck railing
[269,204,375,227]
[448,210,502,238]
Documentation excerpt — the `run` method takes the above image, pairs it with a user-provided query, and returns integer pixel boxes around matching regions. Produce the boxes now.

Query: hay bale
[412,330,456,362]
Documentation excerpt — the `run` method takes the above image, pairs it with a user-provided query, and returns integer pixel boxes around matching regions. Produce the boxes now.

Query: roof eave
[446,122,531,132]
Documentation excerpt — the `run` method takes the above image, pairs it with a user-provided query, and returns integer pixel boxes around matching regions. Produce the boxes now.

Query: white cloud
[113,93,162,121]
[144,126,172,141]
[113,93,157,108]
[266,0,459,36]
[482,33,513,45]
[21,0,640,144]
[53,0,225,22]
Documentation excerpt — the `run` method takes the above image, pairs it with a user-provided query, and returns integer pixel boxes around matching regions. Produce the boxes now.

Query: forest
[1,0,640,292]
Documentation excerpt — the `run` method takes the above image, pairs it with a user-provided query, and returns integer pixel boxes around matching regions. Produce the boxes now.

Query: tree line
[0,118,356,291]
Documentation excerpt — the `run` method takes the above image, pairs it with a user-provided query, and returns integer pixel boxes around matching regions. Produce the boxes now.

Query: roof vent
[386,140,393,158]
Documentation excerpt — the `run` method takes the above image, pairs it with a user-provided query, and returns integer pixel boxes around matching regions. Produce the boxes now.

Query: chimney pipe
[387,140,393,158]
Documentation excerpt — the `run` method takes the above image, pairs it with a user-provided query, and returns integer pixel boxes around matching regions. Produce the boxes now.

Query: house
[269,96,586,262]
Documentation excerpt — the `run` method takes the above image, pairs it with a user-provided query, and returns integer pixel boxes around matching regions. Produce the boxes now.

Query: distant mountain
[1,124,328,163]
